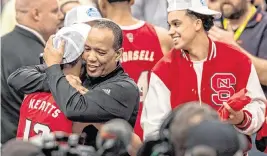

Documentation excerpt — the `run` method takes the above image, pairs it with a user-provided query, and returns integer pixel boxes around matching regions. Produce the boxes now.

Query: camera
[36,118,133,156]
[38,132,98,156]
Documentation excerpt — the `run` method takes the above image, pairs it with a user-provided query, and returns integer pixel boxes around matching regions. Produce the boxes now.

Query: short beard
[221,2,247,20]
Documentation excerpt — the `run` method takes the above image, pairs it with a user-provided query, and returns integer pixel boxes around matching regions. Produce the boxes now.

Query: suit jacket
[1,26,45,144]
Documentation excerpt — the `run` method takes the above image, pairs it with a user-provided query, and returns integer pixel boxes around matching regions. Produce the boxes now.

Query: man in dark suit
[1,0,63,144]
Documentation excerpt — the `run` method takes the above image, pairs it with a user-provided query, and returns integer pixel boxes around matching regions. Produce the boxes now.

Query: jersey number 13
[23,119,51,140]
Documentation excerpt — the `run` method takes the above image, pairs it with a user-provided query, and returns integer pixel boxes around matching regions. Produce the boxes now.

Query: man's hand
[43,35,65,67]
[66,75,88,94]
[223,102,245,125]
[208,25,238,47]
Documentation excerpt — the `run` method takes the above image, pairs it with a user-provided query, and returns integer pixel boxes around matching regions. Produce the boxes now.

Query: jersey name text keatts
[28,98,61,118]
[17,92,72,140]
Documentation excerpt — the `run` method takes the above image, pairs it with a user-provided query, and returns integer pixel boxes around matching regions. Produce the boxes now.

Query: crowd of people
[1,0,267,156]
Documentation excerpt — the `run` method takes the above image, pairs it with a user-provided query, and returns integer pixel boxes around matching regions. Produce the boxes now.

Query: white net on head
[53,23,91,64]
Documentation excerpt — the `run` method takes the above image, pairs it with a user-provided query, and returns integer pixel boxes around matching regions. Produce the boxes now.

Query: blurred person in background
[58,0,81,28]
[137,102,220,156]
[1,0,63,144]
[95,0,173,140]
[131,0,169,29]
[141,0,266,147]
[80,0,98,6]
[59,0,81,15]
[2,138,45,156]
[206,0,223,28]
[167,103,221,156]
[139,103,248,156]
[168,103,247,156]
[207,0,221,11]
[208,0,267,89]
[174,120,247,156]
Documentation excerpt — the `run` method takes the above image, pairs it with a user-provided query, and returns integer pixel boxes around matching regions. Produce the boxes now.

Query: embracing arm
[45,64,139,123]
[7,64,50,94]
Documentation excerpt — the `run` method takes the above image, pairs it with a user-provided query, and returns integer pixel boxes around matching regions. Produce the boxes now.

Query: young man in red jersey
[141,0,266,145]
[94,0,173,140]
[16,24,91,140]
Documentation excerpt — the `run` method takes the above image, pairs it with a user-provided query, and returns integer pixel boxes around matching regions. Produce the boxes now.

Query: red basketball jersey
[17,92,72,140]
[121,21,164,139]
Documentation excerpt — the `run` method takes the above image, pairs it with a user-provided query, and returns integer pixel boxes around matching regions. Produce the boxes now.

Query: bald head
[15,0,41,12]
[15,0,63,41]
[15,0,59,20]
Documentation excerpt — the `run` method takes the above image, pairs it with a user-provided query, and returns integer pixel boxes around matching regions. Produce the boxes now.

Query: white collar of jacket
[16,24,46,45]
[181,38,217,61]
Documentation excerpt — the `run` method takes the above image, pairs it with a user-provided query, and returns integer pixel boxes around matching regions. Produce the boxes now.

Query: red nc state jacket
[141,38,266,140]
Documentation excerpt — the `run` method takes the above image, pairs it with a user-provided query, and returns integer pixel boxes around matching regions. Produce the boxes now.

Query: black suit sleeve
[7,64,50,93]
[46,64,139,123]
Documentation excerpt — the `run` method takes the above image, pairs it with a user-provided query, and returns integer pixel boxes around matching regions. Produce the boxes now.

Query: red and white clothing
[17,92,72,140]
[141,38,266,139]
[120,21,164,139]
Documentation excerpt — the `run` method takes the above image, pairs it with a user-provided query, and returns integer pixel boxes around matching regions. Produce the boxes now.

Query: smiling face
[168,10,201,50]
[82,27,120,77]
